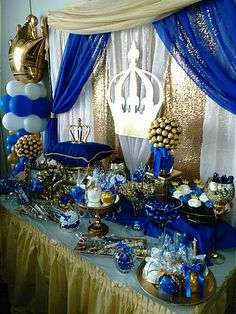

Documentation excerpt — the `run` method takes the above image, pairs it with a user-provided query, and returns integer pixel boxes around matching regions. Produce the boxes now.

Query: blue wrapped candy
[158,275,179,296]
[0,178,18,194]
[144,197,181,224]
[71,186,85,204]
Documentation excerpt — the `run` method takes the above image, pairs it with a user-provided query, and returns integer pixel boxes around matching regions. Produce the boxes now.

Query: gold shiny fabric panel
[92,51,123,163]
[92,51,115,147]
[0,204,173,314]
[163,58,206,180]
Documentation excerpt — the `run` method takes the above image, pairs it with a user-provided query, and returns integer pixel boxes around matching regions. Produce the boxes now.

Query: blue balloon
[9,95,32,117]
[6,134,18,146]
[7,144,12,154]
[32,97,51,118]
[0,94,11,113]
[16,128,30,138]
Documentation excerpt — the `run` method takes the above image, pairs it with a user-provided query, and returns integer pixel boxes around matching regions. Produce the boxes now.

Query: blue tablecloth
[113,197,236,254]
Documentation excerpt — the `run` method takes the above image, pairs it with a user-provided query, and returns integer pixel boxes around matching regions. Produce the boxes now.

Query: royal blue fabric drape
[153,0,236,114]
[45,33,110,152]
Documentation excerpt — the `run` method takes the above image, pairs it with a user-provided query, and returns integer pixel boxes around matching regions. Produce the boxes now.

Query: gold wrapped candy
[15,134,43,159]
[190,271,200,294]
[101,190,116,206]
[148,116,183,150]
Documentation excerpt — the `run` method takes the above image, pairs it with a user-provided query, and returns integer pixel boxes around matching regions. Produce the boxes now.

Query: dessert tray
[17,203,60,223]
[74,235,148,258]
[180,204,214,224]
[136,260,216,305]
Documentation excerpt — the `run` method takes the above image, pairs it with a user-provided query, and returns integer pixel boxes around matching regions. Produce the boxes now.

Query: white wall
[0,0,71,177]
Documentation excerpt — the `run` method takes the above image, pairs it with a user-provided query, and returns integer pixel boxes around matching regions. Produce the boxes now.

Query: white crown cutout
[106,41,164,138]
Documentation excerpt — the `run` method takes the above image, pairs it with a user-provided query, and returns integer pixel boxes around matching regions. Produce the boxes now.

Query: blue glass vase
[159,148,174,177]
[152,146,174,178]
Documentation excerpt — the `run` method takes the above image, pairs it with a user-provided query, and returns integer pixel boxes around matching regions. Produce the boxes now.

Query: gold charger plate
[136,261,216,306]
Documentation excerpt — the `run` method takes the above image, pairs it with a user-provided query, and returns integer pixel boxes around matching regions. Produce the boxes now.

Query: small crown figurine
[69,118,91,144]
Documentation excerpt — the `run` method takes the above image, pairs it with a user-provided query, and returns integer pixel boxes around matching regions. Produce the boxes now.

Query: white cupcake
[188,198,202,209]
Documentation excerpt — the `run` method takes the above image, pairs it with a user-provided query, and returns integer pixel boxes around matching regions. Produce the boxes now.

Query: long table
[0,197,236,314]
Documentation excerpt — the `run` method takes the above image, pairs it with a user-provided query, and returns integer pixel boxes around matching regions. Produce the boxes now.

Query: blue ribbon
[151,146,164,177]
[182,264,205,298]
[151,146,174,177]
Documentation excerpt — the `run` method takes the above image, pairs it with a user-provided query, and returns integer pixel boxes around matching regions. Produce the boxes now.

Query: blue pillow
[45,141,114,167]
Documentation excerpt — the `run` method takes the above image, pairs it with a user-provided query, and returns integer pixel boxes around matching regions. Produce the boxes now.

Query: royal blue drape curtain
[45,33,110,152]
[153,0,236,114]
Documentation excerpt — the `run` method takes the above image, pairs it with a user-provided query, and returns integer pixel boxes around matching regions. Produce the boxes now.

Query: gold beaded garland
[15,134,43,159]
[148,116,182,150]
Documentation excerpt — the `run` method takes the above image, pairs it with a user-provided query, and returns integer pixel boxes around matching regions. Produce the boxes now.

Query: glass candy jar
[114,242,136,273]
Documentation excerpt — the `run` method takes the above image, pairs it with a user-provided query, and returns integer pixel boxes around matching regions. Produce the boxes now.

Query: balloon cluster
[0,79,51,172]
[148,116,182,150]
[15,134,43,159]
[1,80,50,133]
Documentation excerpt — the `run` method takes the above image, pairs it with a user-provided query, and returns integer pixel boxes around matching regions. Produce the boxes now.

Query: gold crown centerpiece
[106,41,164,138]
[69,118,91,144]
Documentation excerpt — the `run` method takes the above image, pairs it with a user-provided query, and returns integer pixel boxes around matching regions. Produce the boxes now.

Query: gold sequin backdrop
[92,54,206,179]
[164,58,206,179]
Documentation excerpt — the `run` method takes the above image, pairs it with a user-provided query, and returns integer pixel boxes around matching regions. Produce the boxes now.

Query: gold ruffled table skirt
[0,202,236,314]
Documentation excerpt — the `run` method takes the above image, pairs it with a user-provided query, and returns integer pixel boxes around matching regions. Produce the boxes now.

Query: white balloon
[41,118,49,131]
[24,114,44,133]
[2,112,24,131]
[6,80,25,97]
[39,84,47,98]
[25,83,41,100]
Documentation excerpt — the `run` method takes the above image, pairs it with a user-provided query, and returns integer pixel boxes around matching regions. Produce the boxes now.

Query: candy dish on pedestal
[144,194,182,239]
